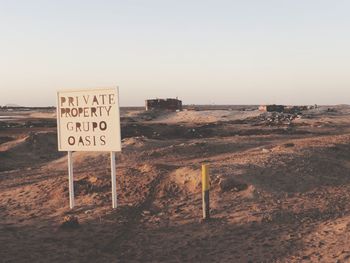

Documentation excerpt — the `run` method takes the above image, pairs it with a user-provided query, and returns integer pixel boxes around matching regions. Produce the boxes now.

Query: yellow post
[202,164,210,220]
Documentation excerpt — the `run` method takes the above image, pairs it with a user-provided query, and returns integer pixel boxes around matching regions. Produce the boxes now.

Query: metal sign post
[68,151,75,209]
[111,151,117,209]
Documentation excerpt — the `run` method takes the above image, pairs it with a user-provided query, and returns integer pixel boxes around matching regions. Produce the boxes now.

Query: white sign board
[57,88,121,152]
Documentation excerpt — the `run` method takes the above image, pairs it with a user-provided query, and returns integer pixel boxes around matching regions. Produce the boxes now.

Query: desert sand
[2,105,350,262]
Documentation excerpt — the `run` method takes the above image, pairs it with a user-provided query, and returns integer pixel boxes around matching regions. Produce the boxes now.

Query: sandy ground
[2,106,350,262]
[150,109,261,124]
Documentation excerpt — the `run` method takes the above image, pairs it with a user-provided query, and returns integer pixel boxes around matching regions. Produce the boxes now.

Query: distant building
[145,98,182,111]
[259,104,285,113]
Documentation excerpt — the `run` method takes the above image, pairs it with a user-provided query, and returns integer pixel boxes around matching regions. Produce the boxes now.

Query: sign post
[111,151,117,208]
[56,87,122,209]
[68,151,74,209]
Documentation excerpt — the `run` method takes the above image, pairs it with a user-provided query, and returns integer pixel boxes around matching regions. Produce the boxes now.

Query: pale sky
[1,0,350,106]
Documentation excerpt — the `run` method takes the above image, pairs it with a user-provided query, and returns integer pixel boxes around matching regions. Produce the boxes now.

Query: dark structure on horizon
[259,104,285,113]
[145,98,182,111]
[259,104,315,114]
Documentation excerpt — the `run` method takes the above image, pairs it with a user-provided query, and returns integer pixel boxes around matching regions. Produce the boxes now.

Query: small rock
[60,215,79,229]
[142,210,151,216]
[318,240,325,247]
[262,148,270,153]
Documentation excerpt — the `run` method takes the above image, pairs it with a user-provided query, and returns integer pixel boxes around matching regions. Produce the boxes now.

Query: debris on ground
[218,177,248,192]
[60,215,80,229]
[250,112,301,126]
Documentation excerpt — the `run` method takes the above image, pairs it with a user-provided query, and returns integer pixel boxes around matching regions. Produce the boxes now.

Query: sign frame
[56,87,121,152]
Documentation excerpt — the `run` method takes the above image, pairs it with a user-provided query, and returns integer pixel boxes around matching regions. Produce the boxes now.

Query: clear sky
[1,0,350,106]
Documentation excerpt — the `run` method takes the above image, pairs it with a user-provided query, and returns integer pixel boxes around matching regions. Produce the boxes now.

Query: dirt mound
[48,174,111,208]
[0,136,14,145]
[46,151,108,171]
[241,136,350,193]
[218,176,248,192]
[0,132,64,171]
[169,167,201,193]
[17,132,60,157]
[74,176,110,195]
